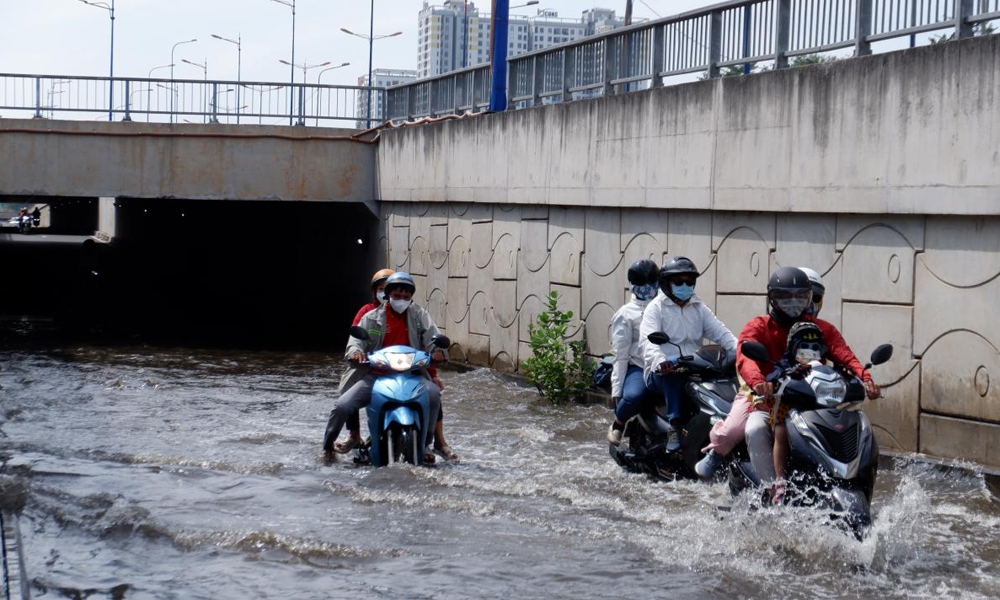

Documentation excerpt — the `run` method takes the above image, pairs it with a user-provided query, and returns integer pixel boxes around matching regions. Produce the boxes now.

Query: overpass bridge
[2,1,1000,469]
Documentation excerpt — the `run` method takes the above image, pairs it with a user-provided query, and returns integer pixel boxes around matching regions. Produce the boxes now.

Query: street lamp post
[341,24,402,129]
[181,58,208,122]
[246,85,284,124]
[315,62,351,125]
[279,59,331,125]
[146,63,173,122]
[79,0,115,121]
[170,38,197,123]
[270,0,296,125]
[211,33,242,123]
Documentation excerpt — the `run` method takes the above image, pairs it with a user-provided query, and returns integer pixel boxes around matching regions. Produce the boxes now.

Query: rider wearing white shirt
[640,257,737,451]
[606,259,660,445]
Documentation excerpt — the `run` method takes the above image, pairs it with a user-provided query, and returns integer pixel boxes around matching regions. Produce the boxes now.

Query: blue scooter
[348,325,449,467]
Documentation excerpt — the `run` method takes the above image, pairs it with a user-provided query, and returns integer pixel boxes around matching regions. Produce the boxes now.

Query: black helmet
[658,256,699,292]
[660,256,699,279]
[767,266,812,323]
[627,259,659,286]
[787,321,824,348]
[767,266,811,295]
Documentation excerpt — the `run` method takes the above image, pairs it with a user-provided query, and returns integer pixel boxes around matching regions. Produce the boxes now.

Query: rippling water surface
[1,343,999,599]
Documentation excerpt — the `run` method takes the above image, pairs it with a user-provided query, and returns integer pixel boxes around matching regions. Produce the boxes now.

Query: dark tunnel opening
[0,198,378,349]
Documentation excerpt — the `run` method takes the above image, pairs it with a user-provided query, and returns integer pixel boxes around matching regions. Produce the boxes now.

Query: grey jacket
[338,302,447,394]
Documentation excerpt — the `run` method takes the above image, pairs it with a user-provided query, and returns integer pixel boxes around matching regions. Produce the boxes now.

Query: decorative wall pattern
[380,202,1000,467]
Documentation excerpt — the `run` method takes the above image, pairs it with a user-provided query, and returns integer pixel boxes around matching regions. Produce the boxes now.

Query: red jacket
[736,314,870,390]
[352,301,380,326]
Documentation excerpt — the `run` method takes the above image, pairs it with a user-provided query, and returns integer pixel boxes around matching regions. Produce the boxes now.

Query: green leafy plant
[523,291,592,404]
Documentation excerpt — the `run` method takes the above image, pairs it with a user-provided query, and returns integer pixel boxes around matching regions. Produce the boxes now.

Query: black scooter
[609,332,738,480]
[730,340,893,539]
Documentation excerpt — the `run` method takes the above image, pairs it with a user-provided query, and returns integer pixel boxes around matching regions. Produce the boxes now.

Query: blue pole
[488,0,509,112]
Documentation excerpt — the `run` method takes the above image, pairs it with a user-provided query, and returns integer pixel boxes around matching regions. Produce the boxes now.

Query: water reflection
[0,345,998,599]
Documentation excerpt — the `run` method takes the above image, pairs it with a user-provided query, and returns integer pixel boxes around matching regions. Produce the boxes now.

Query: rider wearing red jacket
[740,266,879,501]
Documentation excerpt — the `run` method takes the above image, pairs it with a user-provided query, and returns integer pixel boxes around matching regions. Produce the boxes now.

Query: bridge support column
[96,196,116,242]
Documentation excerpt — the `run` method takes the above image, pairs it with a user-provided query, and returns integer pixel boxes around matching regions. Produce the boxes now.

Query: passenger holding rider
[324,272,447,461]
[606,259,660,445]
[640,257,737,452]
[740,267,880,503]
[695,265,827,478]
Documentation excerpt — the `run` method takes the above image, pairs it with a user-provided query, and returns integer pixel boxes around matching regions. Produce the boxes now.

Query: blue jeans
[614,365,656,423]
[648,371,686,424]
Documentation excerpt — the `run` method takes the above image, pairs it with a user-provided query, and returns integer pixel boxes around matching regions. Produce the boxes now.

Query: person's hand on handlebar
[348,349,366,363]
[864,380,881,400]
[431,350,445,363]
[657,361,675,375]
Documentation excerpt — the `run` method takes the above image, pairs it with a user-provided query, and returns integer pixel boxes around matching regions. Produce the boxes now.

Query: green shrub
[523,291,592,404]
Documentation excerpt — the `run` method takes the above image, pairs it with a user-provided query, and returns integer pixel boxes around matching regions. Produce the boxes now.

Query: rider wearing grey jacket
[323,272,447,455]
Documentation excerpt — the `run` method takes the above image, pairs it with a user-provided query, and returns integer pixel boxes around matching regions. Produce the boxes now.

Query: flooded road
[1,343,999,599]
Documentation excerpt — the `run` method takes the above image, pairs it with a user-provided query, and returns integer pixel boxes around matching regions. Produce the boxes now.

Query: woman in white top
[606,259,660,445]
[640,257,737,452]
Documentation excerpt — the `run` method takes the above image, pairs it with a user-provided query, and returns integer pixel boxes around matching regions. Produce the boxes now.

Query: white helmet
[798,267,825,316]
[798,267,825,295]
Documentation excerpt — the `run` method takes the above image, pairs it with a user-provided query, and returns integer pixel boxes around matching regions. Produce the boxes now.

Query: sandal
[334,436,363,454]
[434,444,459,462]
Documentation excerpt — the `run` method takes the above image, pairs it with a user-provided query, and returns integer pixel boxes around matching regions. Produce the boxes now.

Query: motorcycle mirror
[647,331,670,345]
[349,325,370,341]
[431,334,451,348]
[868,343,893,367]
[740,340,772,364]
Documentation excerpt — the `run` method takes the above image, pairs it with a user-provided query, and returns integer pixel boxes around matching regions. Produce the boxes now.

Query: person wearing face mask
[695,265,825,478]
[606,259,661,445]
[333,268,398,453]
[352,268,395,326]
[640,257,738,452]
[740,267,880,502]
[324,272,448,461]
[797,266,825,317]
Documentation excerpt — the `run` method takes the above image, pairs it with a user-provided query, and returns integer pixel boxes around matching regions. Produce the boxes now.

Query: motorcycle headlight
[384,352,415,372]
[810,378,847,407]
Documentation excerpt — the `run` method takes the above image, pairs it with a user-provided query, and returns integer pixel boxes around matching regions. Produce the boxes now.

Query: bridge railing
[0,73,383,127]
[386,0,1000,121]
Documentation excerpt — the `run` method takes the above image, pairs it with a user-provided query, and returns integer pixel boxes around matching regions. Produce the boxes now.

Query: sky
[0,0,712,86]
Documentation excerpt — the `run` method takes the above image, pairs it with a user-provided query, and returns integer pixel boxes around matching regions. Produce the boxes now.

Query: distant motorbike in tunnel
[17,213,32,234]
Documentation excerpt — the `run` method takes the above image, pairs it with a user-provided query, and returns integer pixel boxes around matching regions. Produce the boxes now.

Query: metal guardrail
[386,0,1000,121]
[0,73,384,127]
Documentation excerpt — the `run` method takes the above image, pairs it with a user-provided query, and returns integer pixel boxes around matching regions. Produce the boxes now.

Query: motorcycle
[730,339,893,539]
[17,214,31,234]
[609,332,739,480]
[342,324,450,467]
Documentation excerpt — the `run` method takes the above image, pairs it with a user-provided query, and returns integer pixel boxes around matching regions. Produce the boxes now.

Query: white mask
[776,298,810,318]
[389,298,411,314]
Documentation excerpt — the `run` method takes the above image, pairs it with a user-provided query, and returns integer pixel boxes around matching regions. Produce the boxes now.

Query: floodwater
[1,341,999,599]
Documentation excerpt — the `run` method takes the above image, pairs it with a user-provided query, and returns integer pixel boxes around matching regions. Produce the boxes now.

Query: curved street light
[341,25,402,128]
[270,0,296,125]
[315,62,351,125]
[181,59,208,122]
[170,38,197,123]
[79,0,115,120]
[279,59,331,125]
[212,33,242,123]
[147,63,173,122]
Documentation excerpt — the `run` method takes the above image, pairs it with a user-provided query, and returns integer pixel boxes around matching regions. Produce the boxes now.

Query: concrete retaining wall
[376,35,1000,469]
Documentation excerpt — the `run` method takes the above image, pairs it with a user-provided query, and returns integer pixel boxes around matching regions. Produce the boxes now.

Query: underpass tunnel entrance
[2,198,379,347]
